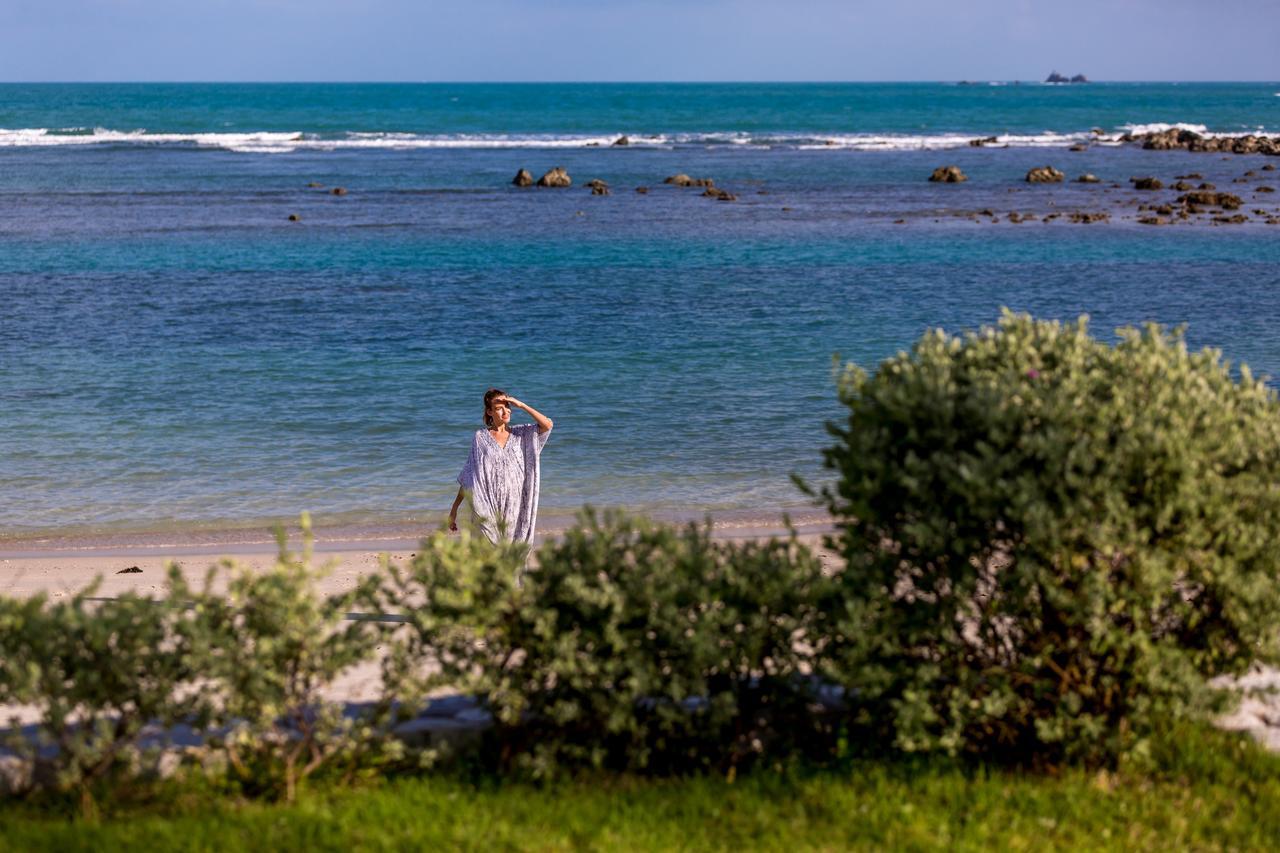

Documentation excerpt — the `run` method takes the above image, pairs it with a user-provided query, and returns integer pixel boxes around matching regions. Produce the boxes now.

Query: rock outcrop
[1177,191,1242,210]
[1131,177,1164,190]
[1124,128,1280,156]
[928,165,967,183]
[1075,173,1101,183]
[586,179,610,196]
[664,174,715,188]
[513,169,534,187]
[612,136,630,146]
[701,187,737,201]
[1026,166,1065,183]
[536,167,572,188]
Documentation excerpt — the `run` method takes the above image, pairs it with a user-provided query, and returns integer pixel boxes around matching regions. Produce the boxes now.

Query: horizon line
[2,79,1278,85]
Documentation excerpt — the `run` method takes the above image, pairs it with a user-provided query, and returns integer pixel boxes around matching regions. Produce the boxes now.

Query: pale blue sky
[2,0,1277,82]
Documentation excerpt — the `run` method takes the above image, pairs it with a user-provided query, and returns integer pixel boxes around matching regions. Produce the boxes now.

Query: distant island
[1045,71,1089,83]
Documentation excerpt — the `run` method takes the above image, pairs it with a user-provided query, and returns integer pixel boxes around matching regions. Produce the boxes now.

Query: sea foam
[0,125,1270,153]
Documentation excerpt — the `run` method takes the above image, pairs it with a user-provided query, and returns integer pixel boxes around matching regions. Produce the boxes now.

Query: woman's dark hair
[483,388,506,427]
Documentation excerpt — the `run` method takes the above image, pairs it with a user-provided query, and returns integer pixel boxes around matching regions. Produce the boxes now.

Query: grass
[2,725,1279,851]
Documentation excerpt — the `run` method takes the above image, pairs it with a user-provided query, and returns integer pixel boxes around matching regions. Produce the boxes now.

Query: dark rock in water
[537,167,572,188]
[1070,74,1089,83]
[635,186,649,194]
[1177,191,1242,209]
[117,566,142,574]
[1068,211,1109,223]
[1213,214,1248,224]
[287,214,301,222]
[1131,176,1163,190]
[586,179,610,196]
[1126,129,1280,156]
[1075,173,1101,183]
[1263,164,1277,171]
[1257,186,1276,193]
[512,169,534,187]
[978,208,995,217]
[969,136,998,147]
[330,187,347,195]
[1026,166,1065,183]
[1155,205,1174,215]
[1176,173,1203,180]
[1172,181,1193,191]
[1046,71,1069,83]
[701,187,737,201]
[664,173,715,188]
[306,182,324,188]
[928,165,967,183]
[1068,143,1088,152]
[1198,182,1216,190]
[612,136,630,146]
[1244,170,1257,177]
[1137,216,1167,226]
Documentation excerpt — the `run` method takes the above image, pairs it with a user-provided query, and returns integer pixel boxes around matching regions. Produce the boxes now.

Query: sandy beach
[0,509,834,598]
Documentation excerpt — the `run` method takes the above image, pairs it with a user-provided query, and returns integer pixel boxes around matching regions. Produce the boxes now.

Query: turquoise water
[2,83,1279,536]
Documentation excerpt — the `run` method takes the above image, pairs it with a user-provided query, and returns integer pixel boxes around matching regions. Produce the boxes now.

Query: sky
[2,0,1277,82]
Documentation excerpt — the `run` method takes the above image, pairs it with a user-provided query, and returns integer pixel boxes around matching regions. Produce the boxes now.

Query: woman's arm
[448,487,465,531]
[504,396,553,434]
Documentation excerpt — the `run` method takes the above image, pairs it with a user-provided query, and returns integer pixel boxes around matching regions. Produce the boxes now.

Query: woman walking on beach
[449,389,553,545]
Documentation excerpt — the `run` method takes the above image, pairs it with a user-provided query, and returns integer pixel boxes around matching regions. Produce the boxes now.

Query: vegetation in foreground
[3,311,1280,841]
[1,725,1278,852]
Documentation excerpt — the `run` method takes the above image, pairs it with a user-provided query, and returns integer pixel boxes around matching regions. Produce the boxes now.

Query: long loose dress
[456,423,550,544]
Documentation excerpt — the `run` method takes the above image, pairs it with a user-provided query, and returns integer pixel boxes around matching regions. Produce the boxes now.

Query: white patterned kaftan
[457,423,550,544]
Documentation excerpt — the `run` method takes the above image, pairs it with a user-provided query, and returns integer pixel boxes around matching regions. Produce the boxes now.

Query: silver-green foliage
[391,510,828,776]
[184,515,397,801]
[0,579,211,808]
[816,310,1280,764]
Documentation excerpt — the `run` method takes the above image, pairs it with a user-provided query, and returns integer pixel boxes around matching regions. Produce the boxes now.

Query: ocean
[2,82,1279,540]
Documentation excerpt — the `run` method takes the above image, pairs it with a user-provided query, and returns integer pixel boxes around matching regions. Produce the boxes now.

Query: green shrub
[0,580,212,812]
[391,510,830,776]
[815,310,1280,765]
[186,514,396,802]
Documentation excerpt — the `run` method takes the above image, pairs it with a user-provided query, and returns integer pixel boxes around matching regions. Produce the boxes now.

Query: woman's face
[487,398,511,428]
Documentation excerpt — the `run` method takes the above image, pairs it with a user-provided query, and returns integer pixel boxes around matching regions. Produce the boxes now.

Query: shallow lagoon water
[2,83,1279,536]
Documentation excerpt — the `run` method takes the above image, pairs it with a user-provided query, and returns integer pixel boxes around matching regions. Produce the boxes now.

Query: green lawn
[3,727,1279,851]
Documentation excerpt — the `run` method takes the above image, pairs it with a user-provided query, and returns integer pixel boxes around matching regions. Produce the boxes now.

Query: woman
[449,389,553,545]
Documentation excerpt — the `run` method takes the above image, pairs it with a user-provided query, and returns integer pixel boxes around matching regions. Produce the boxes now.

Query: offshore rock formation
[928,165,968,183]
[1026,166,1065,183]
[513,169,534,187]
[664,173,716,188]
[536,167,572,188]
[1125,128,1280,156]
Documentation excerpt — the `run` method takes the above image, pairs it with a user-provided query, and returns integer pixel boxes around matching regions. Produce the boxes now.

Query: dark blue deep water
[2,83,1279,535]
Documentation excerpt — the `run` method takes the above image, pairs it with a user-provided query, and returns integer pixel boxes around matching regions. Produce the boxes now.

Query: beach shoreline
[0,507,835,605]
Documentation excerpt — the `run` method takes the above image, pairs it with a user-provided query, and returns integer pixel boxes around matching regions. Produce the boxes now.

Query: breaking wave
[0,125,1271,154]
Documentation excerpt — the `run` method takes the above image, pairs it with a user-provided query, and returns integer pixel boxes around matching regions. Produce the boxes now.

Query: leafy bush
[187,515,397,801]
[0,580,212,812]
[391,510,830,776]
[815,310,1280,765]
